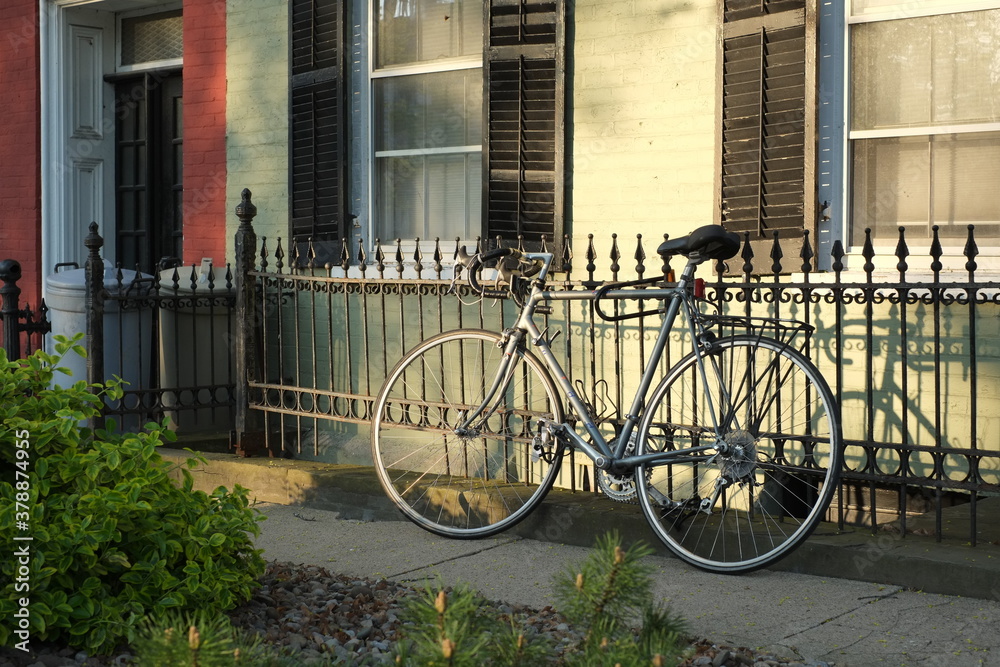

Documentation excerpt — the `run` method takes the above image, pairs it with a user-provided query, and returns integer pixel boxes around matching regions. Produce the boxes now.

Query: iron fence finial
[634,234,646,279]
[740,232,753,278]
[800,229,814,277]
[769,231,783,277]
[894,227,909,278]
[236,188,257,224]
[964,225,979,275]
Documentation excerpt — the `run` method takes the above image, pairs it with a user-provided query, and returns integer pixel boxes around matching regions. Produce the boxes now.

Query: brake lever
[495,260,516,293]
[448,246,475,295]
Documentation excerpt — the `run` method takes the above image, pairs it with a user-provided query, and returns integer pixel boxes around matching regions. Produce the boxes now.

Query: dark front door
[114,71,183,270]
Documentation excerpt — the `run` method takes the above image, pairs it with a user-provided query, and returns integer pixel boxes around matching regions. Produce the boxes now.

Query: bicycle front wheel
[636,335,841,573]
[371,329,564,538]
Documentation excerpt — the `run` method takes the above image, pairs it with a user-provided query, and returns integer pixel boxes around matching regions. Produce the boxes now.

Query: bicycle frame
[457,252,727,473]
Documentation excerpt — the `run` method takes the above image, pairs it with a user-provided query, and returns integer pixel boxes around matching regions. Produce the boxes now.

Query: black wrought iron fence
[228,189,999,544]
[78,223,237,434]
[706,228,1000,543]
[0,259,50,360]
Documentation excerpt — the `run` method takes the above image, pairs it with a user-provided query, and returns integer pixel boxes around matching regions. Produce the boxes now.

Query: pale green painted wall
[569,0,718,280]
[225,0,289,263]
[222,0,718,273]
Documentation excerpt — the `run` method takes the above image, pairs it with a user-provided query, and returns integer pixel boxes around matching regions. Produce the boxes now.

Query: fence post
[84,223,106,431]
[0,259,23,360]
[232,188,266,456]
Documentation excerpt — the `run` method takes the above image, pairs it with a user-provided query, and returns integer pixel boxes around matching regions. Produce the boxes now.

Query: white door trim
[41,0,117,291]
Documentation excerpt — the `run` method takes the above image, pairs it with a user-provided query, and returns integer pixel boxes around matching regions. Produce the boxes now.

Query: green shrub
[0,335,266,654]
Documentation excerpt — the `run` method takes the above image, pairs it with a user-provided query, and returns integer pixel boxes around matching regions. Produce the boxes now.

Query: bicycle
[370,225,842,573]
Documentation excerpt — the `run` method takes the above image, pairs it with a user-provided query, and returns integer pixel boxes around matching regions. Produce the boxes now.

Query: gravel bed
[0,561,835,667]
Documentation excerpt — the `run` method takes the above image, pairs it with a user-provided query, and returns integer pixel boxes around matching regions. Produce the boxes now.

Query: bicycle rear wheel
[636,335,841,573]
[371,329,563,538]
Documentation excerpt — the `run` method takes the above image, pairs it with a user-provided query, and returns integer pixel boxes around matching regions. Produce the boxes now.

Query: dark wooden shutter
[484,0,565,254]
[719,0,816,250]
[289,0,346,258]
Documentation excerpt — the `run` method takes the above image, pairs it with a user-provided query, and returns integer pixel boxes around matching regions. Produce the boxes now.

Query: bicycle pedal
[530,433,550,462]
[530,438,543,462]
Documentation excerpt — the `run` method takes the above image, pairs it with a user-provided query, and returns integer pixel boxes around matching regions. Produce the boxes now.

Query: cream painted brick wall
[222,0,717,273]
[226,0,289,262]
[570,0,718,279]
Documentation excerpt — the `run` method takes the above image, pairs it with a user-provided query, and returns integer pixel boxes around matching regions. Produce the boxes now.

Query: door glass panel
[121,10,183,65]
[115,73,183,269]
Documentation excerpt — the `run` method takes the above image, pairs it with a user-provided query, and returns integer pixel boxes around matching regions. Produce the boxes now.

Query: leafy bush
[395,532,688,666]
[0,335,265,654]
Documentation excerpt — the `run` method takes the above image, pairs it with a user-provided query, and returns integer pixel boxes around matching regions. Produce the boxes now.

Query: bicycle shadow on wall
[806,297,998,527]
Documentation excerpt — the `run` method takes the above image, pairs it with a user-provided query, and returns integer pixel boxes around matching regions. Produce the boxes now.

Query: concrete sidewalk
[253,502,999,667]
[162,448,1000,666]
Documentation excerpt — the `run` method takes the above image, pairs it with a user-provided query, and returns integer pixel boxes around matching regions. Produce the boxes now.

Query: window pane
[378,155,424,240]
[375,0,481,68]
[852,10,1000,130]
[377,153,481,240]
[931,132,1000,239]
[852,136,930,243]
[852,133,1000,243]
[375,70,481,151]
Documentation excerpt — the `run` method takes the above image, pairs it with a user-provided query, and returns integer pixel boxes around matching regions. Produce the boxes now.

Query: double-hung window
[373,0,482,244]
[289,0,566,265]
[848,1,1000,248]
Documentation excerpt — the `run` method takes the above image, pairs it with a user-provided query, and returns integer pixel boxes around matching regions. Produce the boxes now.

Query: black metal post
[0,259,23,360]
[232,188,266,456]
[83,223,105,431]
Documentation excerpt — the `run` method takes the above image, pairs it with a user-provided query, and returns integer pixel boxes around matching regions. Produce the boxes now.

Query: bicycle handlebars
[466,248,516,295]
[454,246,547,301]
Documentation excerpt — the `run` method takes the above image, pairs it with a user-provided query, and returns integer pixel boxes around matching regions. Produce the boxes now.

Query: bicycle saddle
[657,225,741,261]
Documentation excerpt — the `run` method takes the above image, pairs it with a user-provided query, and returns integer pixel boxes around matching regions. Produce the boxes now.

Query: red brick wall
[182,0,227,268]
[0,1,42,306]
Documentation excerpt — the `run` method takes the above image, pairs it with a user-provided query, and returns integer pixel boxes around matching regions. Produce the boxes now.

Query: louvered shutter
[719,0,816,251]
[290,0,346,258]
[484,0,565,255]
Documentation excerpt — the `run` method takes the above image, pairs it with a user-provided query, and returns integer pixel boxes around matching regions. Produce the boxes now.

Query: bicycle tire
[636,335,842,573]
[371,329,564,538]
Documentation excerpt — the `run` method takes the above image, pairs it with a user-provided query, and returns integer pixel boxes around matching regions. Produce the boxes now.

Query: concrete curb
[160,447,1000,601]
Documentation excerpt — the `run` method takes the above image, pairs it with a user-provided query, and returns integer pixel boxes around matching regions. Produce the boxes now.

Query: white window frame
[818,1,1000,277]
